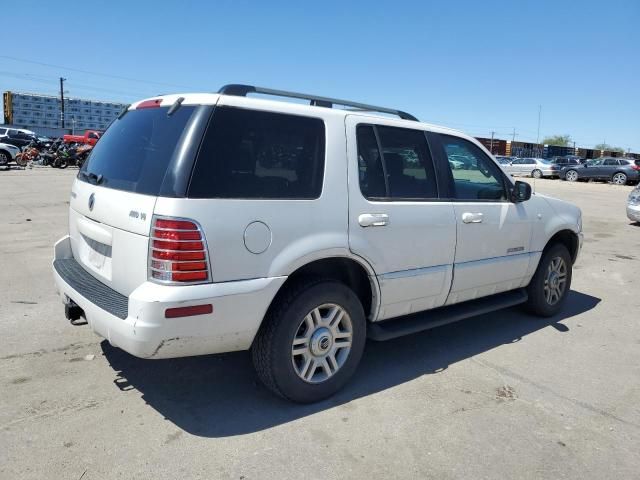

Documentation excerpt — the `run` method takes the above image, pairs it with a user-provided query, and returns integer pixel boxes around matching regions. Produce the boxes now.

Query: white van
[53,85,583,402]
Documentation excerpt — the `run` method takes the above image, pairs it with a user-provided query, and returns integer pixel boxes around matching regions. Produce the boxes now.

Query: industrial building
[2,91,127,137]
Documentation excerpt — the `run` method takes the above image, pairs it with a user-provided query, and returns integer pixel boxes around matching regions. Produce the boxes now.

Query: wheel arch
[265,256,380,323]
[543,229,580,264]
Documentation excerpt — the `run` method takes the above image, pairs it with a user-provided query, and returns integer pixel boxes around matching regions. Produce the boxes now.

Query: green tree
[542,134,572,146]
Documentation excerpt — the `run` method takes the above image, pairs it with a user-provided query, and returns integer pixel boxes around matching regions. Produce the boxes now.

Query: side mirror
[511,180,532,203]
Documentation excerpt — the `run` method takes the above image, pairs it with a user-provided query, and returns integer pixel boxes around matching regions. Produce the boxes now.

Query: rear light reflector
[165,304,213,319]
[136,99,163,109]
[149,216,210,284]
[171,271,209,282]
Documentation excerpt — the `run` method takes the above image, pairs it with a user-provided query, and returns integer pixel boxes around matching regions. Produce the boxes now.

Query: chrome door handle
[359,213,389,227]
[462,212,483,224]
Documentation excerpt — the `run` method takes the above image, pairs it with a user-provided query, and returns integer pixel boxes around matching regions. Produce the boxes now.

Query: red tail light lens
[152,239,204,251]
[632,165,640,171]
[149,216,210,284]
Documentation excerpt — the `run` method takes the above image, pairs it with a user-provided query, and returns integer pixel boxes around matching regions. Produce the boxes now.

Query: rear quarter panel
[153,102,352,282]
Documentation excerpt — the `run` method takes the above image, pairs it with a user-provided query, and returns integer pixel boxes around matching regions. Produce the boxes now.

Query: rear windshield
[78,106,196,195]
[188,107,325,199]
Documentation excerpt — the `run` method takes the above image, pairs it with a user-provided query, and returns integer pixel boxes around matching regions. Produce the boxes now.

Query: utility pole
[59,77,67,128]
[490,131,495,153]
[536,105,541,145]
[512,127,516,143]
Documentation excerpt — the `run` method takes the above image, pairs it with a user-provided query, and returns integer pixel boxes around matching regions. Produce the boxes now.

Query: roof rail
[217,84,419,121]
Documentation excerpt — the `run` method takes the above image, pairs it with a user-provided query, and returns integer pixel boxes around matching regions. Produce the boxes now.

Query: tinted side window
[440,135,507,201]
[356,125,437,200]
[604,159,617,166]
[378,126,437,199]
[189,107,325,199]
[356,125,386,198]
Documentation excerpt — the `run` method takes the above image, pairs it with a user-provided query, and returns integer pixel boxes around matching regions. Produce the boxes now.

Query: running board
[367,289,528,341]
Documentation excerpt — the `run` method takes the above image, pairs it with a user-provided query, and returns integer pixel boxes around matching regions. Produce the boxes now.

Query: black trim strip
[54,258,128,320]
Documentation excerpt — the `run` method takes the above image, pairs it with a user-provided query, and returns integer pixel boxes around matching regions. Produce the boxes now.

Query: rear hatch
[69,98,214,296]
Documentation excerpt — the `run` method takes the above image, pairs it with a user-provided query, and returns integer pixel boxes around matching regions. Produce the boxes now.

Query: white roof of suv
[129,84,464,139]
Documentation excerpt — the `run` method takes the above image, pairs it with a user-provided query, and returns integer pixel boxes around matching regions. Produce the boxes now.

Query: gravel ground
[1,168,638,480]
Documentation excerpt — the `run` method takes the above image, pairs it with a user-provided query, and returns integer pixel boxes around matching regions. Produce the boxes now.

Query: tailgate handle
[77,217,113,245]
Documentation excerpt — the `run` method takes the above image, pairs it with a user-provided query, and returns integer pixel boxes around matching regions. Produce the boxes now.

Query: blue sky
[3,0,639,151]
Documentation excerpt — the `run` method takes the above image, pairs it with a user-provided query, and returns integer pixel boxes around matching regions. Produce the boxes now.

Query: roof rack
[218,84,419,121]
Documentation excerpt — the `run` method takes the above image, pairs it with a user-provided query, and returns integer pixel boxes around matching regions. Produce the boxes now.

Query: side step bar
[367,289,528,341]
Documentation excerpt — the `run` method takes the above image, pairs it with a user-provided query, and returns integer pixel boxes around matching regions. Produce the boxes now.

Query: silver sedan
[502,158,554,179]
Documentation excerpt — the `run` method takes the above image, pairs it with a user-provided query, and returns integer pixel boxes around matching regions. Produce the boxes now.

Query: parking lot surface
[1,168,639,479]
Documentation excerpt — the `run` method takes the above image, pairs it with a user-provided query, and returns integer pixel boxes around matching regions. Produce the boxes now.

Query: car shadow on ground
[101,290,600,438]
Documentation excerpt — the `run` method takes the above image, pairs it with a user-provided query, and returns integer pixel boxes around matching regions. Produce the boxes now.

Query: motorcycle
[15,138,42,167]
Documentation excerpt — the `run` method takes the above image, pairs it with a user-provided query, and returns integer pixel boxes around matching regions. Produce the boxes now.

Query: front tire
[252,280,366,403]
[525,243,572,317]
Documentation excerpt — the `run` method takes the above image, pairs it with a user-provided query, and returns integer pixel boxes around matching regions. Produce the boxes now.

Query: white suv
[53,85,583,403]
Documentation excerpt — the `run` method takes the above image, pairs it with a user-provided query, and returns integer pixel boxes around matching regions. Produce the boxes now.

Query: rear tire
[612,172,627,185]
[525,243,572,317]
[15,154,28,167]
[532,169,543,179]
[0,150,9,166]
[565,169,578,182]
[252,280,366,403]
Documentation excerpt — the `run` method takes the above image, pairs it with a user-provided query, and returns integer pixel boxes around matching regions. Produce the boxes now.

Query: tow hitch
[64,298,84,322]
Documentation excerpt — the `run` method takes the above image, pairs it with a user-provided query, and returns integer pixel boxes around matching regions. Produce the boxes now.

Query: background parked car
[503,157,554,178]
[627,184,640,223]
[549,157,581,177]
[0,141,21,167]
[0,128,36,149]
[494,155,515,165]
[560,157,640,185]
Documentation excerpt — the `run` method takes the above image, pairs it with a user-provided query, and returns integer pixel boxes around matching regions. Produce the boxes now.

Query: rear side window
[356,124,437,200]
[79,106,197,195]
[188,107,325,199]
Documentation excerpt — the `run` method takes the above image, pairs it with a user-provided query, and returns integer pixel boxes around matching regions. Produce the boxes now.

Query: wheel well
[545,230,579,264]
[271,257,375,320]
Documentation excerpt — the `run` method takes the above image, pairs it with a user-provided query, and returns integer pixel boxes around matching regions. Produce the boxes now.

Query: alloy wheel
[291,303,353,383]
[612,173,627,185]
[566,170,578,182]
[544,256,567,305]
[532,169,543,179]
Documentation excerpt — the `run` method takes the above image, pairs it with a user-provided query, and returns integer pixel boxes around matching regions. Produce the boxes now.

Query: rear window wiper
[167,97,185,116]
[80,171,104,185]
[117,105,130,120]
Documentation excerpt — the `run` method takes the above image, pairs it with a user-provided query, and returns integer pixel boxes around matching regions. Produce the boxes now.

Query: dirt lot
[1,168,639,480]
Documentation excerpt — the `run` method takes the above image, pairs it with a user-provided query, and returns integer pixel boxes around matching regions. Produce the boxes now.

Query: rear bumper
[627,204,640,222]
[53,235,286,359]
